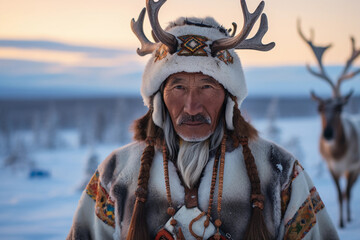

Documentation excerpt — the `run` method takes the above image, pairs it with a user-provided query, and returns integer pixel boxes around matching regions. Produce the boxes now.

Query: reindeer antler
[131,8,159,56]
[336,37,360,92]
[229,22,238,37]
[146,0,178,54]
[297,20,338,96]
[211,0,275,56]
[298,20,360,97]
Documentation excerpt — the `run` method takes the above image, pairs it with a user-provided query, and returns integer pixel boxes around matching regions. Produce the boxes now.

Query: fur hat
[142,17,245,130]
[132,0,274,130]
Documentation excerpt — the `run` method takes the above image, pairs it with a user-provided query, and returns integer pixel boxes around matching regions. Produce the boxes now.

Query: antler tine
[297,20,337,95]
[211,0,265,56]
[336,37,360,94]
[229,22,238,37]
[235,14,275,51]
[131,8,158,56]
[146,0,177,54]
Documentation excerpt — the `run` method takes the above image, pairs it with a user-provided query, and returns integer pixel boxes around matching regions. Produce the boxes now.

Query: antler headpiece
[132,0,275,129]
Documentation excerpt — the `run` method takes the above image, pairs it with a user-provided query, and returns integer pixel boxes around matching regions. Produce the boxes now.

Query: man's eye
[174,85,184,90]
[202,85,212,89]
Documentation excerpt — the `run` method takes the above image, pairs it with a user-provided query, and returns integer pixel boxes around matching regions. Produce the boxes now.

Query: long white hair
[163,107,224,188]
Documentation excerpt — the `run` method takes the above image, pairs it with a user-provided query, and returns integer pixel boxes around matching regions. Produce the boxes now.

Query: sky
[1,0,360,66]
[0,0,359,98]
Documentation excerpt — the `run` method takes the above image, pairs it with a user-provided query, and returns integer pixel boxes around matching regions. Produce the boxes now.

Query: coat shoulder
[251,137,297,187]
[97,141,146,189]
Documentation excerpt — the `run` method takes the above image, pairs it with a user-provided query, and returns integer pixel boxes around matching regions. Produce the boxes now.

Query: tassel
[244,207,271,240]
[240,137,272,240]
[126,136,155,240]
[126,198,151,240]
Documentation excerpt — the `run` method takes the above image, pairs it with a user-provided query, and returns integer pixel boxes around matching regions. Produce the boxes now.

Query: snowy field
[0,116,359,239]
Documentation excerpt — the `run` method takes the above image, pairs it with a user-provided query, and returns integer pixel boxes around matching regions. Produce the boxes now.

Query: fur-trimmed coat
[67,137,339,240]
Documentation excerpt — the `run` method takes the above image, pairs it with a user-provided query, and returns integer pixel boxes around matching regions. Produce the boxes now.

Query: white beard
[177,139,210,189]
[178,132,212,142]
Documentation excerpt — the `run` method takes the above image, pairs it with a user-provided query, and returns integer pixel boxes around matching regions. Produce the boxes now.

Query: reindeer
[298,21,360,228]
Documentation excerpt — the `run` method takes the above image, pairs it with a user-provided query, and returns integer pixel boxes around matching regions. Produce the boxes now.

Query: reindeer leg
[330,170,344,228]
[346,171,359,222]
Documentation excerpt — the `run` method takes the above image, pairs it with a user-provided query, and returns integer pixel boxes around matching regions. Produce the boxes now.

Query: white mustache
[176,113,211,125]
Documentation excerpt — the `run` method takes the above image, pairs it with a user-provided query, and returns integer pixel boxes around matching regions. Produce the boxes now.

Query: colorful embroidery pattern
[284,187,325,239]
[292,160,304,179]
[216,50,234,65]
[155,44,169,62]
[86,171,115,228]
[281,160,304,216]
[310,187,325,214]
[153,34,235,65]
[86,171,99,200]
[281,184,292,217]
[178,35,208,56]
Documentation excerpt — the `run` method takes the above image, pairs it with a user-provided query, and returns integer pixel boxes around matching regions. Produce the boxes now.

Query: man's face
[163,72,225,141]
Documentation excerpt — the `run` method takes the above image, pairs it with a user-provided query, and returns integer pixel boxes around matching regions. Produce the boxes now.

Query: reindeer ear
[310,90,323,103]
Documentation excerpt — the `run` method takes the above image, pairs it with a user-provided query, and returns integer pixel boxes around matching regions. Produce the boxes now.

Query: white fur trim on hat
[226,96,235,130]
[152,92,163,127]
[141,17,247,129]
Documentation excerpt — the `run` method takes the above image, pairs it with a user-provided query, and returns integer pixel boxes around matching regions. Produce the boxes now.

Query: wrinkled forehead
[163,72,225,89]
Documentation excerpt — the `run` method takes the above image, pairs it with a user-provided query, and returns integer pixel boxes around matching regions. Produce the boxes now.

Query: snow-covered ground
[0,116,359,239]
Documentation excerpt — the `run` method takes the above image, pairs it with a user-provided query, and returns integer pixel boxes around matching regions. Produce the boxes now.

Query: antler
[235,14,275,51]
[131,8,158,56]
[146,0,178,54]
[297,20,338,96]
[336,37,360,92]
[229,22,238,37]
[211,0,275,56]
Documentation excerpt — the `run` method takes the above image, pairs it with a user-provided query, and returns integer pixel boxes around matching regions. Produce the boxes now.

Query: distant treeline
[0,96,359,153]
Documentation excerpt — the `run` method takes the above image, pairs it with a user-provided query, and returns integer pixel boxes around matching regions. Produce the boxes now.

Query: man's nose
[183,90,203,116]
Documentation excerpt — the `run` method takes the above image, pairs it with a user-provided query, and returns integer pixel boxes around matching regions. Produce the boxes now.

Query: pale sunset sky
[1,0,359,67]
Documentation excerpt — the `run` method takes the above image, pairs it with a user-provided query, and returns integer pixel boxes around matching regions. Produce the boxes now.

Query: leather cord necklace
[161,134,227,240]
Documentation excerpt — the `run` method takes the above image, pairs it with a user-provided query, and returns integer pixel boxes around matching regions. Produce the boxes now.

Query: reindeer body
[298,21,360,228]
[320,115,360,228]
[320,115,360,176]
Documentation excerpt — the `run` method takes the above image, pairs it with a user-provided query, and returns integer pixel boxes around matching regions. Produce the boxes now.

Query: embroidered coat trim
[282,160,325,240]
[86,170,115,228]
[281,160,304,216]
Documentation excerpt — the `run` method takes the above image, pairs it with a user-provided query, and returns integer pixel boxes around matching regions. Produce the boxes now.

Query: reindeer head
[311,91,353,140]
[298,21,360,141]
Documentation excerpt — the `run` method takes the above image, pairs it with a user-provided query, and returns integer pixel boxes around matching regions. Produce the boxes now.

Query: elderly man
[67,0,339,239]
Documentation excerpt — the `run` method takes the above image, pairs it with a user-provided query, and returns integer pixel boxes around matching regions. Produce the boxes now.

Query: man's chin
[178,132,212,142]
